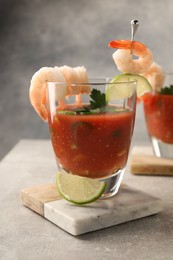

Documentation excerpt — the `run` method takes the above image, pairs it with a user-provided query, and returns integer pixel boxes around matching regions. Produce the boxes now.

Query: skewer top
[131,20,139,42]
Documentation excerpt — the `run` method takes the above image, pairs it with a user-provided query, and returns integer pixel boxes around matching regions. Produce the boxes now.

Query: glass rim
[46,77,137,86]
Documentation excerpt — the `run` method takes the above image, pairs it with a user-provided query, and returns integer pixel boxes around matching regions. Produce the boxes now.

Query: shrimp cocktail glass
[29,27,154,203]
[107,32,173,159]
[142,72,173,159]
[46,77,137,198]
[29,20,155,203]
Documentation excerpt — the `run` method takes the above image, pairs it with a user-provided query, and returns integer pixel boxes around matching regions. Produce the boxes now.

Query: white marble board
[22,183,162,236]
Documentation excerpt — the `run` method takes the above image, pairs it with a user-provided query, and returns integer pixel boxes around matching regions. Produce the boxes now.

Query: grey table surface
[0,139,173,260]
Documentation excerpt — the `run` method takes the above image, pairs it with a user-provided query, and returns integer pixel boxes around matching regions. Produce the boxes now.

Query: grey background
[1,0,173,159]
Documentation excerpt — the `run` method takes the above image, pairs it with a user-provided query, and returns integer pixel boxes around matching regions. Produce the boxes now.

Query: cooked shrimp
[29,66,90,121]
[59,66,79,95]
[109,40,153,74]
[142,62,165,91]
[29,67,66,121]
[60,65,90,104]
[74,66,90,93]
[60,65,90,95]
[73,66,90,104]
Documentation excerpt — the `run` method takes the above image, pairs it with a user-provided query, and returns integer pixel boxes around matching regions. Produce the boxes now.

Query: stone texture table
[0,139,173,260]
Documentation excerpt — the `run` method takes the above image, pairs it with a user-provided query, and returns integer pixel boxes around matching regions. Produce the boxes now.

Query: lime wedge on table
[56,173,106,205]
[106,74,152,100]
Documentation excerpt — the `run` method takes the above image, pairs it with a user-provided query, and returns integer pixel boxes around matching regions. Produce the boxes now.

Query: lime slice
[56,172,106,205]
[106,74,152,101]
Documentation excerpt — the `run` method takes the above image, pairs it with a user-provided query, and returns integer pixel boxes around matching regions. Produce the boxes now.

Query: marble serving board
[21,183,162,236]
[131,146,173,175]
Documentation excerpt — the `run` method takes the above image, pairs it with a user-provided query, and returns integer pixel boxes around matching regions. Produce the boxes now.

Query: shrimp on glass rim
[108,40,153,74]
[59,65,90,96]
[29,67,66,121]
[29,66,90,121]
[59,65,90,104]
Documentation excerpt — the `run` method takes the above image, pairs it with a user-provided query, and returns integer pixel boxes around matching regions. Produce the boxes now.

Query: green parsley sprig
[160,85,173,95]
[89,89,107,109]
[57,89,128,115]
[73,89,107,114]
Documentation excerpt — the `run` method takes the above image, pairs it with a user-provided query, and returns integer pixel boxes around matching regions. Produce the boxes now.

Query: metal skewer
[131,19,139,42]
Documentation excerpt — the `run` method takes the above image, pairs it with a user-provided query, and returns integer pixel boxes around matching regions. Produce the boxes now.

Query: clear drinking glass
[143,73,173,159]
[46,78,137,198]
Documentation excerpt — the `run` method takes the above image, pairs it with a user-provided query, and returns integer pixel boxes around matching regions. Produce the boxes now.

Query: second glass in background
[143,73,173,159]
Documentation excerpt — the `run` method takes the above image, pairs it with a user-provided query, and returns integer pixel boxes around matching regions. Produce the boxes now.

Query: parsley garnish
[89,89,107,109]
[73,89,107,114]
[160,85,173,95]
[57,89,128,115]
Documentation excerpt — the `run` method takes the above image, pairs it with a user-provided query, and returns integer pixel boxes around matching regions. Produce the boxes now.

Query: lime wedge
[56,173,106,205]
[106,74,152,101]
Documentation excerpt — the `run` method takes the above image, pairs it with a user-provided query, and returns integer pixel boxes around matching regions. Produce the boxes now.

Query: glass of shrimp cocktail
[107,36,173,159]
[46,74,137,198]
[29,27,153,203]
[142,71,173,159]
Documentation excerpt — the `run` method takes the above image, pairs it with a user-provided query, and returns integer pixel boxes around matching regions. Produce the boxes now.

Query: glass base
[99,168,125,199]
[150,136,173,159]
[57,162,126,199]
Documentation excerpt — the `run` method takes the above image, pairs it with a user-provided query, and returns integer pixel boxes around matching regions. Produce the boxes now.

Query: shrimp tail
[108,40,132,49]
[109,40,148,54]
